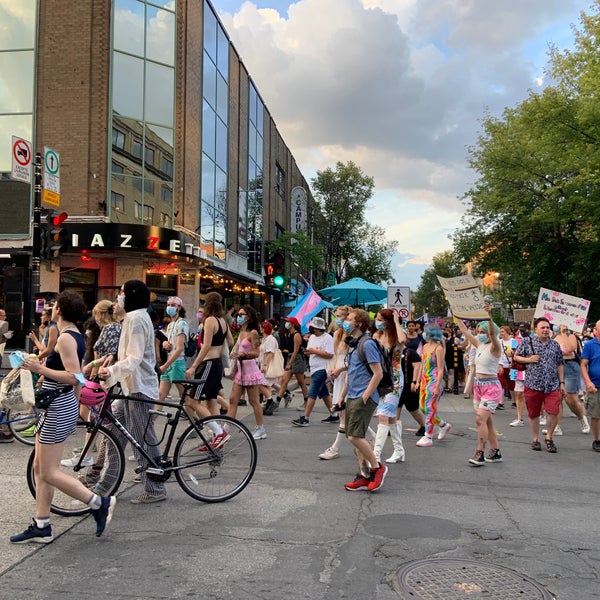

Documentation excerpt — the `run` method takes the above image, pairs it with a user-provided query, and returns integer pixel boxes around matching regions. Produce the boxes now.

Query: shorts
[345,396,377,438]
[376,392,400,418]
[524,387,561,418]
[472,378,503,413]
[514,380,524,392]
[563,360,581,394]
[307,369,330,400]
[584,390,600,419]
[192,358,223,401]
[288,354,306,374]
[36,384,79,444]
[160,359,186,383]
[399,388,419,412]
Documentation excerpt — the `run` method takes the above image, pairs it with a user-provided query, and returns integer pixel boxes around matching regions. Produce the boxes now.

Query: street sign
[326,271,336,286]
[43,146,60,206]
[11,136,32,183]
[387,286,411,317]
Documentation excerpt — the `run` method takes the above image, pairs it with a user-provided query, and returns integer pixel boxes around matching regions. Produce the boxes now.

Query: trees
[310,161,397,287]
[452,5,600,311]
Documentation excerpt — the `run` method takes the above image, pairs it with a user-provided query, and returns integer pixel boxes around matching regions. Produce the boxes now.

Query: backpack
[185,332,198,357]
[356,335,394,397]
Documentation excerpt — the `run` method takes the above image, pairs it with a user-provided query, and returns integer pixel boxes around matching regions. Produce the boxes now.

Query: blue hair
[478,320,499,335]
[424,323,443,342]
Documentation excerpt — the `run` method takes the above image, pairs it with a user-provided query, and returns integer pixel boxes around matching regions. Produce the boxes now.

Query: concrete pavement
[1,385,599,599]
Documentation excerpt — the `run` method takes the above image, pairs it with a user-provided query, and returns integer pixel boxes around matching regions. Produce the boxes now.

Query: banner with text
[534,288,590,333]
[436,274,488,320]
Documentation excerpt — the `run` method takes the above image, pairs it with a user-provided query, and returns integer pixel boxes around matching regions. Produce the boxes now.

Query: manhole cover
[396,558,554,599]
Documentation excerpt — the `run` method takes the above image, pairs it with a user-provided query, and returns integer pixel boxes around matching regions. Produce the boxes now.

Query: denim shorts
[563,360,581,394]
[307,369,330,400]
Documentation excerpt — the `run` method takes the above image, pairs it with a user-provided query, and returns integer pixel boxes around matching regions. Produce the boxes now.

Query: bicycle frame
[74,382,223,478]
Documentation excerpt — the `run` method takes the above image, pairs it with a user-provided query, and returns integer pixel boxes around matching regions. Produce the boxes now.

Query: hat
[309,317,326,330]
[284,317,300,329]
[167,296,183,307]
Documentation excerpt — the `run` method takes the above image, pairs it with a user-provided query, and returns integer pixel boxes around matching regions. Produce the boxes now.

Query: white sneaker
[539,416,547,426]
[580,417,591,434]
[437,422,453,440]
[416,436,433,447]
[252,426,267,440]
[61,455,94,467]
[542,426,563,436]
[509,419,525,427]
[319,447,339,460]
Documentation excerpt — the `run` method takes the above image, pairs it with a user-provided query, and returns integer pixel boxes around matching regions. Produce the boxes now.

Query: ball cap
[284,317,300,328]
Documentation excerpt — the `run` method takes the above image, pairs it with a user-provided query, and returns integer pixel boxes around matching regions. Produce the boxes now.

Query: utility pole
[30,153,42,341]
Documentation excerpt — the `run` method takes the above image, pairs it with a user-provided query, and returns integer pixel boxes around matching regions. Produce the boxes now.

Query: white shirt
[105,308,158,399]
[306,332,334,375]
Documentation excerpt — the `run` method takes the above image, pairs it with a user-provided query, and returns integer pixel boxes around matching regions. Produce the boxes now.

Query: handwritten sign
[533,288,591,333]
[436,275,488,320]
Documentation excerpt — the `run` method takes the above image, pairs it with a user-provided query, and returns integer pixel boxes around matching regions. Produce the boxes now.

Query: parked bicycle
[27,379,258,515]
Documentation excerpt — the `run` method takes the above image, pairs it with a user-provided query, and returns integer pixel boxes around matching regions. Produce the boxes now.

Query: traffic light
[45,210,69,258]
[264,246,286,288]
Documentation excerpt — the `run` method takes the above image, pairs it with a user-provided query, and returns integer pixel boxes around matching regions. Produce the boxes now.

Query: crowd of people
[3,288,600,544]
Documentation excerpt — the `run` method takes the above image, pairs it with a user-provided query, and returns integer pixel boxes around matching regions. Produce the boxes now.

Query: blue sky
[212,0,591,290]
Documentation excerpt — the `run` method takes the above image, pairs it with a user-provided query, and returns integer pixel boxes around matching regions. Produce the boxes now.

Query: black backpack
[356,335,394,397]
[185,332,198,357]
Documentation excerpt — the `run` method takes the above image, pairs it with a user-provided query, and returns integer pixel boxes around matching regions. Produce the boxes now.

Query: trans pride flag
[287,285,329,333]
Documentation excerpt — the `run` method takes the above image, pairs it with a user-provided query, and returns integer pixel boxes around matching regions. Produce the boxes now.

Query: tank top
[44,330,86,382]
[474,343,500,376]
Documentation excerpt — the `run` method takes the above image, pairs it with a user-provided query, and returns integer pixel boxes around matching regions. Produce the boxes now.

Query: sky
[211,0,593,290]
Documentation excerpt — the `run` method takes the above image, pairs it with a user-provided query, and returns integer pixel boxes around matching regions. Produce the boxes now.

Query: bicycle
[26,379,258,515]
[0,405,40,445]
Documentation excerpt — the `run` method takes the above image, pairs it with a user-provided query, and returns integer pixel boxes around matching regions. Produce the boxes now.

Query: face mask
[477,333,489,343]
[334,318,344,327]
[342,321,353,334]
[197,312,204,322]
[117,294,125,309]
[166,306,178,318]
[237,315,246,326]
[375,320,386,331]
[285,322,292,330]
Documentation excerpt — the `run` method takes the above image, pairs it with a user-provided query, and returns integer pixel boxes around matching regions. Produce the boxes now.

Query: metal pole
[30,152,42,346]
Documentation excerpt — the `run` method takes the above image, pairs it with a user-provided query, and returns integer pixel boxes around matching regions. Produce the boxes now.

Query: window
[135,201,142,220]
[145,147,155,167]
[276,163,285,198]
[143,205,154,222]
[160,212,171,227]
[161,185,172,203]
[111,191,125,211]
[112,128,125,149]
[112,162,125,181]
[144,179,155,194]
[161,157,173,177]
[132,140,142,158]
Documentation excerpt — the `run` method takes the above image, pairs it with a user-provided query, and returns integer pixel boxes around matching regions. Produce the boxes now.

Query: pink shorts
[472,378,503,413]
[524,387,561,417]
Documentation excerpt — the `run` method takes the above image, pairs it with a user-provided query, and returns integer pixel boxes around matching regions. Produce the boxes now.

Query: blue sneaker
[92,496,116,537]
[10,520,53,544]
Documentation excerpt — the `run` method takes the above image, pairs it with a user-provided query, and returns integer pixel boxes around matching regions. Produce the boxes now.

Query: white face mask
[117,293,125,309]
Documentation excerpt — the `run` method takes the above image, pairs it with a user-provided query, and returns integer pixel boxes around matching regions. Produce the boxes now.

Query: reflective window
[145,61,174,125]
[111,191,125,211]
[112,53,144,120]
[201,155,215,206]
[0,52,35,113]
[203,53,217,110]
[146,5,175,65]
[216,72,228,123]
[203,1,217,62]
[113,0,145,56]
[112,128,125,149]
[0,0,36,51]
[202,101,216,157]
[215,118,227,171]
[217,26,229,79]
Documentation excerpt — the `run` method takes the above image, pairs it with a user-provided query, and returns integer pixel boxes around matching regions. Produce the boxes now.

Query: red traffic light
[52,212,68,226]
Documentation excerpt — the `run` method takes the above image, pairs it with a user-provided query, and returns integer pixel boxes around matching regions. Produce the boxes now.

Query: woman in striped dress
[416,323,452,447]
[11,291,115,544]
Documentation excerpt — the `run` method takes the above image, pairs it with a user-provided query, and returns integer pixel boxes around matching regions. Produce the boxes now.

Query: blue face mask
[334,318,344,327]
[477,333,489,343]
[375,319,386,331]
[342,321,354,334]
[236,315,246,326]
[166,306,177,318]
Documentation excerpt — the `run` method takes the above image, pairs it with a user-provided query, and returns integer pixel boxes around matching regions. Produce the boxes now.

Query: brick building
[0,0,313,347]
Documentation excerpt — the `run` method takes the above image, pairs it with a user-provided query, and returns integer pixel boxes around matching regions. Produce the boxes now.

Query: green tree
[266,230,323,286]
[310,161,397,286]
[412,251,463,318]
[452,4,600,312]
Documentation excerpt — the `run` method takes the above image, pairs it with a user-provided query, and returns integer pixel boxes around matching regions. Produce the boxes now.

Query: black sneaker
[292,416,309,427]
[484,448,503,463]
[468,450,485,466]
[415,426,425,437]
[593,440,600,452]
[10,520,53,544]
[321,414,340,423]
[263,399,276,416]
[92,496,116,537]
[0,430,15,443]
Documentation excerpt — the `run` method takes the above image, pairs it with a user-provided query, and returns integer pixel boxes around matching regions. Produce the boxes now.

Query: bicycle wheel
[6,407,40,446]
[26,423,125,516]
[174,415,257,503]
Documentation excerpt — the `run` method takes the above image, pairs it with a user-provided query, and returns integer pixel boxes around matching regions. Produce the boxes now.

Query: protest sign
[533,288,590,333]
[436,275,488,320]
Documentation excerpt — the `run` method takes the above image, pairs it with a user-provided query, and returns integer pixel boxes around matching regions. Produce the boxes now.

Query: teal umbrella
[318,277,387,307]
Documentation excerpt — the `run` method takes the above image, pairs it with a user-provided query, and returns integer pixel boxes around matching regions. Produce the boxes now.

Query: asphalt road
[1,383,598,600]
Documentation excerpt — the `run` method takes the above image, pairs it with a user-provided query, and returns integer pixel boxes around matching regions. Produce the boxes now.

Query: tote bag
[265,348,284,379]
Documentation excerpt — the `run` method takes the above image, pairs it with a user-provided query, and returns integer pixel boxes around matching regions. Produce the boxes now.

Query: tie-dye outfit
[419,349,445,436]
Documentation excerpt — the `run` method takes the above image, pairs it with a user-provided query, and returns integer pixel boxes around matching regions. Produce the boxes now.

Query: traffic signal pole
[30,152,42,342]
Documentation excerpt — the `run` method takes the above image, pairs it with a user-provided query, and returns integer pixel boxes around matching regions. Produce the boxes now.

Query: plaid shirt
[515,335,563,393]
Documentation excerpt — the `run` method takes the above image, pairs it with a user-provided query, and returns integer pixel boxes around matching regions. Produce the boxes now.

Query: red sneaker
[367,462,388,492]
[198,431,231,452]
[344,474,371,491]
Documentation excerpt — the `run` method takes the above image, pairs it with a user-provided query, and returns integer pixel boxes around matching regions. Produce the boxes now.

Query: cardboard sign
[436,275,488,320]
[533,288,591,333]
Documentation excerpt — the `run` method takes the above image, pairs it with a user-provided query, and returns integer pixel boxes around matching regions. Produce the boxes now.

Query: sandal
[545,438,557,453]
[531,440,542,451]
